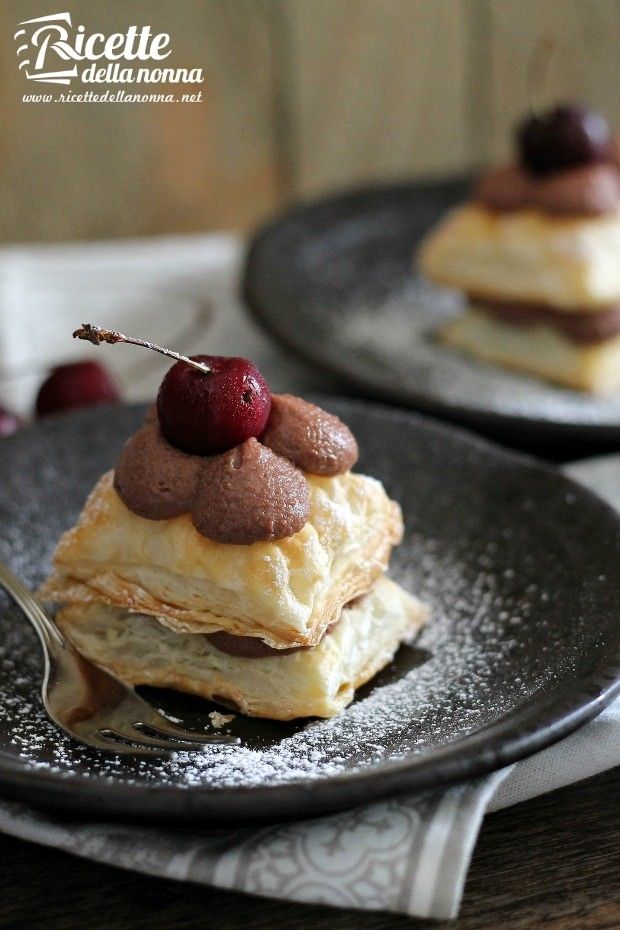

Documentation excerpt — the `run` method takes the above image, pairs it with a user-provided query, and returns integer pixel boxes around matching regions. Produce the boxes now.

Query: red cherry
[157,355,271,455]
[36,361,121,417]
[0,406,21,437]
[517,104,611,175]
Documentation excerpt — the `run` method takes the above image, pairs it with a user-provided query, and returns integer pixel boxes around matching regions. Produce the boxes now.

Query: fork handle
[0,562,64,652]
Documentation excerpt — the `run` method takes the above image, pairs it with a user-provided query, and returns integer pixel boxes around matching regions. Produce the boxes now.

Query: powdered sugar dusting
[0,544,543,787]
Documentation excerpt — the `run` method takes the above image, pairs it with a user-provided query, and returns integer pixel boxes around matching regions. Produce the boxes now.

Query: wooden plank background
[1,0,618,242]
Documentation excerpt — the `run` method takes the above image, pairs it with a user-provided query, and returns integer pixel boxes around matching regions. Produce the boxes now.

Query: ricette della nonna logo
[14,11,204,101]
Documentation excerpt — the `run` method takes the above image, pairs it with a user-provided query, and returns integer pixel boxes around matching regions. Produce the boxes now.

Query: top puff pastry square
[419,203,620,311]
[40,469,403,649]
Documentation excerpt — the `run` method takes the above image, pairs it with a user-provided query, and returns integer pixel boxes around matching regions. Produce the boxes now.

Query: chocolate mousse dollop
[113,391,358,544]
[475,162,620,216]
[192,437,310,545]
[261,394,358,476]
[114,422,202,520]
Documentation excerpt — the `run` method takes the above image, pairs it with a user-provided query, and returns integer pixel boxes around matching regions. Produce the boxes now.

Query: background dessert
[419,105,620,393]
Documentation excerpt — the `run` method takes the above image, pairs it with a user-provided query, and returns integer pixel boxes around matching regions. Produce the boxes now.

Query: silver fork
[0,562,238,755]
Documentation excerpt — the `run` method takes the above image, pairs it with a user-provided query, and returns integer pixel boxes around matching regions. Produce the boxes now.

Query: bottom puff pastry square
[441,308,620,393]
[56,577,428,720]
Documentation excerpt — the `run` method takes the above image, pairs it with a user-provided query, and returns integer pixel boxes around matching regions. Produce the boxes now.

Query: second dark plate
[243,179,620,447]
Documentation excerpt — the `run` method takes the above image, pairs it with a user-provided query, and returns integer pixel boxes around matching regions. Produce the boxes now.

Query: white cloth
[0,234,329,415]
[0,236,618,920]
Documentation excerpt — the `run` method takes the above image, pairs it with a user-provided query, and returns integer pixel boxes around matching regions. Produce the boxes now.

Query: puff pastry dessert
[42,342,427,719]
[419,105,620,393]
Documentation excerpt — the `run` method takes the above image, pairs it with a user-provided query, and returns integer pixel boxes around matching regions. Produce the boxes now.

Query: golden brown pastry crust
[56,577,428,719]
[419,203,620,311]
[41,470,403,648]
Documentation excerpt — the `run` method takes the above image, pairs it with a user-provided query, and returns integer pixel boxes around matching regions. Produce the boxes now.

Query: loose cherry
[36,361,120,417]
[0,406,21,437]
[157,355,271,455]
[517,104,612,175]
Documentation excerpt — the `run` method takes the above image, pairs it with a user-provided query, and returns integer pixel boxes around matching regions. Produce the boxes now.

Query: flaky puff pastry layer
[56,577,428,719]
[419,203,620,311]
[441,308,620,393]
[40,470,403,649]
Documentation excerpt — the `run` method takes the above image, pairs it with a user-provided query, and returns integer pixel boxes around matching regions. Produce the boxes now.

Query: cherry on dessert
[0,406,21,437]
[35,361,121,417]
[157,355,271,455]
[70,325,272,454]
[517,104,612,175]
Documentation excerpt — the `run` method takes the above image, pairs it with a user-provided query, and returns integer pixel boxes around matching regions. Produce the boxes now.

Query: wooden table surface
[1,767,618,930]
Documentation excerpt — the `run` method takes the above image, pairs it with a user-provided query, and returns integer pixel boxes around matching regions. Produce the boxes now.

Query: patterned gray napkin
[0,771,511,919]
[1,685,619,922]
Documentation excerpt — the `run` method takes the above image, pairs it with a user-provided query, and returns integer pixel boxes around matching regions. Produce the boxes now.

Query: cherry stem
[526,36,555,118]
[72,323,211,375]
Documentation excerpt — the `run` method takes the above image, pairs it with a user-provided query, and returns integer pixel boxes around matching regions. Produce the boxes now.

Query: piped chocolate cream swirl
[475,162,620,216]
[261,394,358,475]
[113,394,357,545]
[192,438,310,545]
[114,424,202,520]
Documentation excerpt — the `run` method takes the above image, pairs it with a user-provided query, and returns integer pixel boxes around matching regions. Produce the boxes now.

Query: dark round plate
[243,179,620,446]
[0,400,619,824]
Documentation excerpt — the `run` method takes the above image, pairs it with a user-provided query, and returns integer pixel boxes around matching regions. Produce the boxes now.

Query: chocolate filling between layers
[471,296,620,345]
[204,608,355,658]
